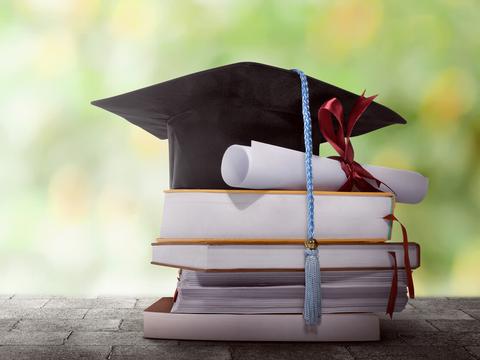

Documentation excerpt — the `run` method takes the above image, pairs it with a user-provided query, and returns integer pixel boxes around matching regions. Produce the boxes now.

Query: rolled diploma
[221,141,428,204]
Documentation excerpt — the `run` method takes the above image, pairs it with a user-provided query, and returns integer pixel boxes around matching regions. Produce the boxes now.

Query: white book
[160,190,395,241]
[179,269,406,286]
[151,241,420,271]
[144,298,380,342]
[172,270,408,314]
[173,286,408,314]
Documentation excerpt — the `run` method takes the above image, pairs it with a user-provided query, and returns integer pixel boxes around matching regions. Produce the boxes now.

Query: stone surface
[466,346,480,358]
[0,308,88,320]
[111,344,231,360]
[230,343,354,360]
[464,310,480,321]
[380,319,438,333]
[84,308,142,320]
[66,331,159,346]
[411,298,480,310]
[44,297,136,309]
[0,330,70,345]
[429,319,480,332]
[0,319,18,331]
[346,345,476,359]
[16,319,121,332]
[0,345,110,360]
[0,296,479,360]
[119,319,143,331]
[377,308,474,320]
[1,298,49,308]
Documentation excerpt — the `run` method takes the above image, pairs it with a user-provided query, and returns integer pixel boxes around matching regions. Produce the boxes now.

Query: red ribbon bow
[318,93,414,317]
[317,92,393,193]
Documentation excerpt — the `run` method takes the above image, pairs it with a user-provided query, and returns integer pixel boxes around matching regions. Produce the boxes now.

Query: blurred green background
[1,0,479,297]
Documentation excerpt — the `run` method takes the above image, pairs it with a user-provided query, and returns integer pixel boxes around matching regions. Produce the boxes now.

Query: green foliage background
[1,0,479,296]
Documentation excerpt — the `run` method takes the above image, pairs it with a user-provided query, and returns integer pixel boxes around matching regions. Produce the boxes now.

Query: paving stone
[66,331,162,345]
[429,320,480,332]
[409,297,447,308]
[8,295,58,300]
[0,308,88,320]
[0,345,110,360]
[395,330,480,347]
[411,298,480,310]
[0,319,18,331]
[111,344,231,360]
[120,319,143,331]
[97,296,137,308]
[378,330,408,345]
[16,318,121,332]
[230,343,353,360]
[454,332,480,346]
[465,310,480,321]
[84,308,142,320]
[1,295,479,358]
[405,302,415,310]
[44,297,136,309]
[0,330,70,345]
[398,332,459,346]
[466,346,480,358]
[448,298,480,308]
[378,308,474,320]
[381,319,438,333]
[347,345,475,359]
[1,298,49,308]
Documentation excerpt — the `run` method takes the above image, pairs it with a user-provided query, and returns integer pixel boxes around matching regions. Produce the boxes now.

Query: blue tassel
[304,248,322,325]
[292,68,322,325]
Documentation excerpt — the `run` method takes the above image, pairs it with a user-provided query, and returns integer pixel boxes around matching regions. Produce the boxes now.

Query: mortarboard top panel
[92,62,406,189]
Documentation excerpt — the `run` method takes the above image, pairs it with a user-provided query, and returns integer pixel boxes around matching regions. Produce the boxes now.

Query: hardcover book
[144,298,380,342]
[151,240,420,271]
[160,190,395,241]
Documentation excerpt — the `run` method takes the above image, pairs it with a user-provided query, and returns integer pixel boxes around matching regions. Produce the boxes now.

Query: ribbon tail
[352,176,383,193]
[353,163,397,195]
[386,251,398,318]
[384,214,415,299]
[345,93,377,136]
[304,248,322,325]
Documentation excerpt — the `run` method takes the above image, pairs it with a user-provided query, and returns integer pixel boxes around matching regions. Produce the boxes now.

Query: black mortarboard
[92,62,406,189]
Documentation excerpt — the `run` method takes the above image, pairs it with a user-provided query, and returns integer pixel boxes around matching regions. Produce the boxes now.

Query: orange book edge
[164,189,395,198]
[153,238,387,245]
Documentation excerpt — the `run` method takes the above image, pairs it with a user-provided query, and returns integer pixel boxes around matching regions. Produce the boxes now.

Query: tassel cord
[292,69,322,325]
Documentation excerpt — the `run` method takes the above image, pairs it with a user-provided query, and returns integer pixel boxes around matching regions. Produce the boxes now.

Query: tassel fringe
[304,248,322,325]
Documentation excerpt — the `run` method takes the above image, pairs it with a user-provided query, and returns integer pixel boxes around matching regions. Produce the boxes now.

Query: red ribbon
[317,93,414,316]
[386,251,398,318]
[317,92,394,193]
[384,214,415,318]
[384,214,415,299]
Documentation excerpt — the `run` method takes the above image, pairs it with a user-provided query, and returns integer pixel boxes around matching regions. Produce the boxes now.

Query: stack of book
[91,62,427,342]
[144,190,420,341]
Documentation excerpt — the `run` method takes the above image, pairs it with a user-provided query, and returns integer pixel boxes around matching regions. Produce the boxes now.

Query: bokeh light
[1,0,479,296]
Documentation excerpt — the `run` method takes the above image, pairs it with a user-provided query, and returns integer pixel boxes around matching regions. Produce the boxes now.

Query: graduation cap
[92,62,406,189]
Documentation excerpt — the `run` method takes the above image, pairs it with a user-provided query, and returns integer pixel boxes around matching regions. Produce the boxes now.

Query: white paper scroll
[221,141,428,204]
